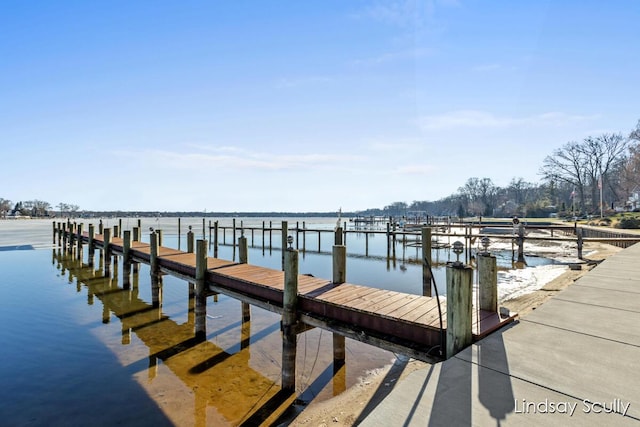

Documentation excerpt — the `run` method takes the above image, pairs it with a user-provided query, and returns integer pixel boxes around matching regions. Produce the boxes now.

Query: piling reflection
[51,247,359,426]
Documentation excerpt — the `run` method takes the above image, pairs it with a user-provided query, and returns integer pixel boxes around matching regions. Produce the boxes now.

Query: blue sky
[2,0,638,212]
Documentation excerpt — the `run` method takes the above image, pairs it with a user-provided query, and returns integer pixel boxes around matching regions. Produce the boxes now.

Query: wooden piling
[334,227,343,245]
[178,218,181,250]
[478,253,498,312]
[213,221,219,258]
[52,221,56,244]
[209,220,212,244]
[76,223,83,253]
[103,228,111,277]
[156,229,163,247]
[577,228,584,259]
[332,245,346,284]
[333,334,346,366]
[149,230,159,276]
[98,219,103,235]
[281,221,288,270]
[132,227,140,242]
[239,234,250,322]
[88,224,95,248]
[187,228,194,253]
[123,230,132,288]
[202,218,205,240]
[113,224,119,240]
[57,222,62,246]
[118,219,122,237]
[282,247,299,392]
[517,224,525,263]
[446,262,473,358]
[422,227,432,297]
[195,239,208,340]
[233,218,237,249]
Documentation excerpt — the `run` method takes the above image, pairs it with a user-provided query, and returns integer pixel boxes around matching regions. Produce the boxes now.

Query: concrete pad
[360,358,638,426]
[525,298,640,345]
[553,285,640,313]
[456,322,640,419]
[574,275,640,293]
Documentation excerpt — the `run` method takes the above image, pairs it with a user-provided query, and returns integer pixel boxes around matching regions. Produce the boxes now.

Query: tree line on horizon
[3,121,639,220]
[364,119,640,219]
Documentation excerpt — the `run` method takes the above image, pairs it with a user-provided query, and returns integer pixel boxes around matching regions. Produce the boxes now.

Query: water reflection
[51,247,391,426]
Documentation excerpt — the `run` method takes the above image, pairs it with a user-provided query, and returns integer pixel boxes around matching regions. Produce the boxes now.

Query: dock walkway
[360,242,640,425]
[83,232,515,361]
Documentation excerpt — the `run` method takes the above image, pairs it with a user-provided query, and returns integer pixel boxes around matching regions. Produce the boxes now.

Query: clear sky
[2,0,638,212]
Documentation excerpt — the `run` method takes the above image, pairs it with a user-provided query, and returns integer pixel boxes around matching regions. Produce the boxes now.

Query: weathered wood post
[332,245,346,285]
[332,243,347,367]
[177,218,181,250]
[76,223,83,256]
[334,226,343,245]
[195,239,208,340]
[57,222,62,246]
[386,222,391,258]
[239,233,250,322]
[317,230,321,252]
[98,219,103,235]
[446,242,473,358]
[88,224,95,267]
[517,223,525,263]
[118,219,122,237]
[156,229,163,247]
[577,228,584,259]
[52,221,56,244]
[281,221,288,270]
[213,221,219,258]
[232,218,237,249]
[103,228,111,277]
[150,231,162,308]
[123,230,132,289]
[478,246,498,313]
[365,232,369,257]
[269,221,273,249]
[422,227,433,297]
[282,239,299,392]
[68,222,75,252]
[209,220,212,244]
[113,224,119,240]
[302,221,306,252]
[187,226,194,253]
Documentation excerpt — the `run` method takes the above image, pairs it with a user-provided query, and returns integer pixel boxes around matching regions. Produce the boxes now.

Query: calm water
[0,218,554,426]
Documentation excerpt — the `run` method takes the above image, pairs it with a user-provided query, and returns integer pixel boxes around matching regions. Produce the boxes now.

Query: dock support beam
[213,221,219,258]
[195,239,208,341]
[446,262,473,358]
[282,245,299,392]
[422,227,432,297]
[478,253,498,312]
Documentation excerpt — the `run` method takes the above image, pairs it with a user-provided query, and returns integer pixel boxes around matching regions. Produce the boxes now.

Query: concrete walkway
[361,243,640,426]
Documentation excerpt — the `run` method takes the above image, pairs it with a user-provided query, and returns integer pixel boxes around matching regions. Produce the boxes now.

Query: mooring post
[281,221,288,271]
[132,227,139,242]
[232,218,237,249]
[113,224,119,240]
[156,229,163,247]
[213,221,219,258]
[195,239,208,340]
[365,232,369,256]
[332,245,346,284]
[446,260,473,358]
[123,230,132,289]
[208,220,212,244]
[76,223,83,255]
[269,221,273,249]
[178,218,181,250]
[187,227,194,253]
[57,222,62,246]
[88,224,94,248]
[517,223,525,263]
[239,233,250,322]
[52,221,56,244]
[478,252,498,312]
[302,221,306,252]
[422,227,433,297]
[334,226,343,245]
[318,230,321,252]
[118,219,122,238]
[98,219,103,235]
[150,231,161,308]
[386,222,391,258]
[202,218,205,240]
[282,242,299,392]
[68,222,75,252]
[103,228,112,277]
[577,228,584,259]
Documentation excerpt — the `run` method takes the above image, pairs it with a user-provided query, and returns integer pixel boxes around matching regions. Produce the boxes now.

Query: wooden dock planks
[80,232,515,355]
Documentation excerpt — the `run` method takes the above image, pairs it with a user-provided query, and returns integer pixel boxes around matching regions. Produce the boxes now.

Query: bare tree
[0,198,11,218]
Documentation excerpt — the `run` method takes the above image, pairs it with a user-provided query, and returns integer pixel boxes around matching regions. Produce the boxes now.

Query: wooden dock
[60,227,514,362]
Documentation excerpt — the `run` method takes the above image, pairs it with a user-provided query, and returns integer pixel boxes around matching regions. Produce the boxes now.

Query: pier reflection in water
[51,247,393,426]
